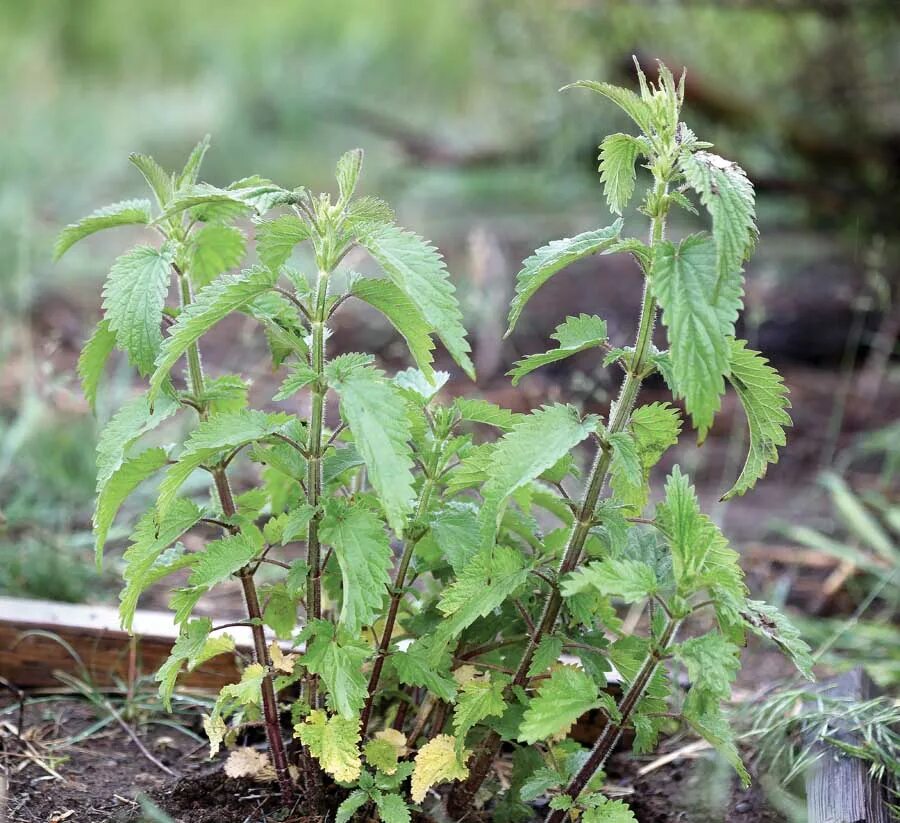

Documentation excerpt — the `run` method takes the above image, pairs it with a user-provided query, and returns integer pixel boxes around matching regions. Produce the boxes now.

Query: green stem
[305,269,330,709]
[447,181,670,816]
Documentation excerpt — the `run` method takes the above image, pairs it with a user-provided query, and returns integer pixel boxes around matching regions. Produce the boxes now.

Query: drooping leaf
[508,314,608,385]
[320,499,392,633]
[78,319,117,413]
[652,234,742,437]
[54,199,153,260]
[410,735,469,803]
[739,600,814,680]
[102,244,175,375]
[518,666,603,744]
[682,687,749,787]
[721,340,791,500]
[119,498,202,630]
[255,214,310,271]
[676,633,741,700]
[598,133,645,215]
[301,622,370,718]
[295,709,362,783]
[506,221,623,336]
[149,266,279,400]
[156,617,235,709]
[350,277,436,380]
[188,224,246,287]
[359,224,474,379]
[326,359,415,535]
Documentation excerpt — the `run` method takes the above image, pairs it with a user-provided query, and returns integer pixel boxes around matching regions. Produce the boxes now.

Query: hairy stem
[177,269,295,804]
[545,619,681,823]
[448,181,669,814]
[305,268,330,709]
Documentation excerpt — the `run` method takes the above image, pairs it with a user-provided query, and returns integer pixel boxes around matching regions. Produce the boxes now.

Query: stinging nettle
[60,60,811,823]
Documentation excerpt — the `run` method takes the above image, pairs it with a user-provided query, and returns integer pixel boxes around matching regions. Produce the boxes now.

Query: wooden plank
[0,596,260,692]
[805,667,891,823]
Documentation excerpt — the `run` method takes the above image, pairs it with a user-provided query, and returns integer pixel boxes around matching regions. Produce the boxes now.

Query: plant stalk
[448,182,669,815]
[545,619,681,823]
[177,270,295,804]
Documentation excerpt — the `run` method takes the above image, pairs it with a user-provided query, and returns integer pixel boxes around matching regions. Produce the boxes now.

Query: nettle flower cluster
[59,63,812,823]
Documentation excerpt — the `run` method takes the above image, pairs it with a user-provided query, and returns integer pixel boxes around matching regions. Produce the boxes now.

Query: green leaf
[364,731,404,775]
[374,792,411,823]
[281,503,317,544]
[78,319,117,413]
[102,244,174,375]
[343,196,395,235]
[336,148,364,206]
[453,397,523,431]
[721,340,791,500]
[94,447,168,563]
[562,558,658,604]
[336,790,369,823]
[359,223,474,379]
[480,404,597,545]
[175,135,211,191]
[326,360,415,536]
[119,498,202,630]
[652,234,742,437]
[255,215,310,271]
[527,635,563,678]
[739,600,814,680]
[428,501,481,574]
[582,797,638,823]
[607,430,642,497]
[349,277,436,380]
[157,183,254,224]
[598,133,644,215]
[683,687,749,787]
[274,363,318,401]
[130,154,173,208]
[150,267,278,400]
[679,151,756,291]
[411,735,469,803]
[263,584,297,639]
[506,221,623,336]
[188,532,260,589]
[156,617,234,709]
[508,314,608,385]
[320,500,392,633]
[389,640,457,702]
[296,709,362,783]
[518,666,601,744]
[676,633,740,700]
[157,410,290,519]
[435,546,530,643]
[54,199,153,260]
[565,80,654,135]
[302,623,370,718]
[452,675,507,756]
[188,224,246,288]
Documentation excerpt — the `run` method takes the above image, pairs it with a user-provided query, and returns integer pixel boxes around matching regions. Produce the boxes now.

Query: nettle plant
[58,62,813,823]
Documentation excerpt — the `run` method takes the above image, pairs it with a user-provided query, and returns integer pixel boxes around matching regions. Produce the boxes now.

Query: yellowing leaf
[202,712,227,757]
[410,735,469,803]
[364,728,407,775]
[269,642,297,674]
[295,709,362,784]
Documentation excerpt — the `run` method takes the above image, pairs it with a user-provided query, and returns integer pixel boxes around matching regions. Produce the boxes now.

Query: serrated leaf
[390,642,457,702]
[411,735,469,803]
[336,148,364,206]
[453,397,523,431]
[156,618,235,709]
[102,244,174,375]
[274,363,318,401]
[365,729,406,775]
[565,80,654,135]
[677,633,740,700]
[598,133,644,215]
[652,234,742,437]
[428,501,481,574]
[452,675,507,757]
[281,503,317,544]
[683,687,749,787]
[350,277,436,380]
[739,600,814,680]
[156,410,290,519]
[302,623,370,718]
[722,340,791,500]
[508,314,608,385]
[94,447,168,562]
[680,151,757,291]
[176,135,211,191]
[320,499,392,633]
[344,196,395,235]
[527,635,564,678]
[607,430,642,498]
[189,224,246,288]
[78,319,117,413]
[150,267,278,400]
[130,154,173,208]
[562,558,658,603]
[54,199,153,260]
[374,792,410,823]
[582,797,638,823]
[119,498,202,630]
[255,214,310,271]
[336,790,369,823]
[506,221,623,336]
[518,666,601,744]
[359,223,474,379]
[479,404,597,545]
[295,709,362,783]
[326,361,415,536]
[188,532,259,588]
[157,183,254,224]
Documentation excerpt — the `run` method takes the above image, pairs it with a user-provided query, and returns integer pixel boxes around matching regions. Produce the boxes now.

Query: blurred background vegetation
[0,1,898,815]
[1,0,897,665]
